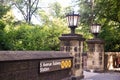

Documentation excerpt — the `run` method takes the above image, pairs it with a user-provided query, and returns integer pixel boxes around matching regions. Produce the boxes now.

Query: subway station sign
[40,59,72,73]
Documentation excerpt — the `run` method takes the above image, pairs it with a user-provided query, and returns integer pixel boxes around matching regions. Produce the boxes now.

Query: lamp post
[66,11,80,34]
[91,23,101,38]
[59,11,84,79]
[87,23,104,72]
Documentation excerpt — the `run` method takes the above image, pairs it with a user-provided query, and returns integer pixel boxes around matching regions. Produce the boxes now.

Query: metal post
[70,27,75,34]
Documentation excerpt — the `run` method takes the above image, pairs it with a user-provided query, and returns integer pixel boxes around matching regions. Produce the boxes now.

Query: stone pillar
[86,38,104,72]
[59,34,85,79]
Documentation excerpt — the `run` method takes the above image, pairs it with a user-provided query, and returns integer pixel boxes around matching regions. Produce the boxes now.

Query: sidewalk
[81,71,120,80]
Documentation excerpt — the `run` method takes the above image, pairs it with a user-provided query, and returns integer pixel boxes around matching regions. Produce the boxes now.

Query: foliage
[99,21,120,52]
[0,1,69,51]
[0,3,10,19]
[49,2,62,18]
[0,2,11,50]
[78,0,92,25]
[3,17,68,51]
[75,0,93,40]
[2,9,15,25]
[77,0,120,52]
[0,20,8,50]
[96,0,120,23]
[95,0,120,52]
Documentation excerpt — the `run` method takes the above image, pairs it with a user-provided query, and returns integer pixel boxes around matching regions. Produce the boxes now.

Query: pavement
[81,71,120,80]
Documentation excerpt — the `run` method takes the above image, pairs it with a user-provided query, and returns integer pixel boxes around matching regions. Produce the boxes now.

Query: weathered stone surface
[86,38,104,72]
[59,34,85,41]
[59,33,85,80]
[0,51,71,61]
[0,51,73,80]
[86,38,104,44]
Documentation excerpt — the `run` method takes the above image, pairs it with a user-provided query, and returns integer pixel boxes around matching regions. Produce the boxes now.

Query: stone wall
[86,39,105,72]
[0,51,73,80]
[59,34,85,79]
[82,52,120,71]
[105,52,120,71]
[82,53,87,70]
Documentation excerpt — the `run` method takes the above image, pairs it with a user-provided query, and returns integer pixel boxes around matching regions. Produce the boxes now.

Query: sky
[40,0,72,7]
[12,0,78,24]
[40,0,78,11]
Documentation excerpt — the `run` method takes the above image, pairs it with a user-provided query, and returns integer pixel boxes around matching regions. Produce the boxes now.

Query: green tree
[39,10,68,50]
[1,1,69,51]
[4,19,68,51]
[95,0,120,51]
[0,1,10,50]
[77,0,120,51]
[0,2,10,19]
[0,20,8,50]
[9,0,40,24]
[49,2,62,18]
[73,0,93,39]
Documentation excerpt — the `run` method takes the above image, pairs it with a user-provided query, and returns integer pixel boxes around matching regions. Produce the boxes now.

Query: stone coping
[59,34,85,41]
[86,38,104,44]
[0,51,72,61]
[105,52,120,54]
[105,52,120,57]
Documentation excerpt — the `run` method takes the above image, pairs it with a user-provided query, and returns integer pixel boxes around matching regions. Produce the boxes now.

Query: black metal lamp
[91,23,101,38]
[66,11,80,34]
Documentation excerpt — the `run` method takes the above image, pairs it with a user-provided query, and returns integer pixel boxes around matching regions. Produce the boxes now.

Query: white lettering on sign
[42,62,52,67]
[53,61,61,65]
[40,59,72,73]
[40,68,50,72]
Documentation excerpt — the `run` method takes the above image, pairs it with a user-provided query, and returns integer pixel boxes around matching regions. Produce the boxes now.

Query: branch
[29,0,38,14]
[30,0,39,16]
[31,0,38,9]
[13,3,27,21]
[25,0,29,21]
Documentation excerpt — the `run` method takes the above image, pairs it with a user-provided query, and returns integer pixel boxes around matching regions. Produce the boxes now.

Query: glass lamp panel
[66,16,70,26]
[96,25,101,33]
[67,15,74,27]
[73,15,79,26]
[91,24,101,33]
[91,25,95,33]
[70,16,74,26]
[66,12,80,27]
